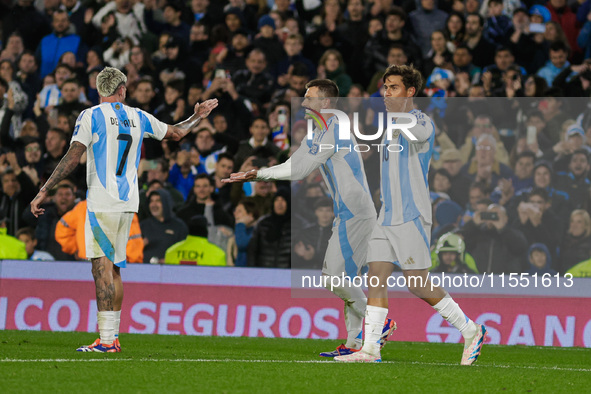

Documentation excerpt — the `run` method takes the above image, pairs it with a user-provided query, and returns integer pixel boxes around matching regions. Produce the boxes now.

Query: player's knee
[406,282,428,297]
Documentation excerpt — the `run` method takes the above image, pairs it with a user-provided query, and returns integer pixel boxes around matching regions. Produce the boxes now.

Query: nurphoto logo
[306,108,418,153]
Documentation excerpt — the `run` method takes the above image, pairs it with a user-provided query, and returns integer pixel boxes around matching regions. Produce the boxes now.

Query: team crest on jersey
[309,144,319,155]
[115,104,121,110]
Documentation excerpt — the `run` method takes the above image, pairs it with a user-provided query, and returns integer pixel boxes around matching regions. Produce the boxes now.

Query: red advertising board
[1,261,591,347]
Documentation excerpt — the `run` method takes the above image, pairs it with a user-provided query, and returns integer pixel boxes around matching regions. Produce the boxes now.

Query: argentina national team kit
[71,102,168,266]
[367,109,436,270]
[257,115,376,277]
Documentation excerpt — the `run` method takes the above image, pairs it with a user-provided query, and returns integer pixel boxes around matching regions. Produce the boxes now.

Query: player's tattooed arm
[30,142,86,217]
[41,141,86,191]
[166,98,219,141]
[175,114,202,132]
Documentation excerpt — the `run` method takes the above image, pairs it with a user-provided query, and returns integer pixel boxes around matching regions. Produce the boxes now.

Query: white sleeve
[256,158,292,181]
[256,122,338,181]
[402,112,434,144]
[256,155,323,181]
[71,109,93,147]
[139,109,168,140]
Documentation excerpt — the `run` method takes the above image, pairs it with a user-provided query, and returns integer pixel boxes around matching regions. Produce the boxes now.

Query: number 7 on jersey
[116,134,133,176]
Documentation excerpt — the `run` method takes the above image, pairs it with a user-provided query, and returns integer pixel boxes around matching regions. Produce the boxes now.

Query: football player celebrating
[224,79,396,357]
[335,65,486,364]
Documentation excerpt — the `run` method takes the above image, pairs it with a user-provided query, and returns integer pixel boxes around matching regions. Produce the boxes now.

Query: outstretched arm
[164,98,218,141]
[30,141,86,217]
[223,145,325,183]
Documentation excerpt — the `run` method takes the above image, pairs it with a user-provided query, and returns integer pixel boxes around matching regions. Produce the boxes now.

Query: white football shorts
[322,216,376,278]
[85,210,133,267]
[366,216,432,270]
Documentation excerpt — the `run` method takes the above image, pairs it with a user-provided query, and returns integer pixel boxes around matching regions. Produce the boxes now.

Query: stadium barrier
[1,260,591,347]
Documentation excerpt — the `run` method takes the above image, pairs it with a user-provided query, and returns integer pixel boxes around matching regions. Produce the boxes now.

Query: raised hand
[195,98,218,118]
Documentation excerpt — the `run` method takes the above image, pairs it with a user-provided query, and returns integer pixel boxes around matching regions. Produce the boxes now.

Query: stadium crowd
[1,0,591,277]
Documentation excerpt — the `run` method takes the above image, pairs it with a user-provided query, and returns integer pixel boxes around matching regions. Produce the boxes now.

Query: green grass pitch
[1,330,590,393]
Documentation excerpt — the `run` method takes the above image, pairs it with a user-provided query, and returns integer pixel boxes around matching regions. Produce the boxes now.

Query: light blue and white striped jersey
[298,116,375,221]
[379,109,435,226]
[71,102,168,213]
[201,146,228,174]
[39,84,88,108]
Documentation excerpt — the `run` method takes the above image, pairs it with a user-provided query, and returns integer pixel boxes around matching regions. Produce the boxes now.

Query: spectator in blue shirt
[229,199,260,267]
[537,41,571,86]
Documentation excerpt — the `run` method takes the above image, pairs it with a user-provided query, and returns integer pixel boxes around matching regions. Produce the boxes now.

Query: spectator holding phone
[268,101,290,151]
[460,203,528,273]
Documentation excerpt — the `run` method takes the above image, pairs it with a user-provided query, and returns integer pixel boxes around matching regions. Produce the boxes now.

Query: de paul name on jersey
[110,117,137,128]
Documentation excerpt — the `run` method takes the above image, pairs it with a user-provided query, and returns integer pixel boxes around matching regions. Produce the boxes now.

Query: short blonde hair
[96,67,127,97]
[571,209,591,237]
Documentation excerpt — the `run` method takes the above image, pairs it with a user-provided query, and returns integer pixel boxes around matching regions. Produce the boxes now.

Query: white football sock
[114,310,121,341]
[433,296,477,340]
[328,279,367,349]
[361,305,388,357]
[97,311,117,345]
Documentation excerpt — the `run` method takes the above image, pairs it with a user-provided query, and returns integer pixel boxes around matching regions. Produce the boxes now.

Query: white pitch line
[1,358,590,372]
